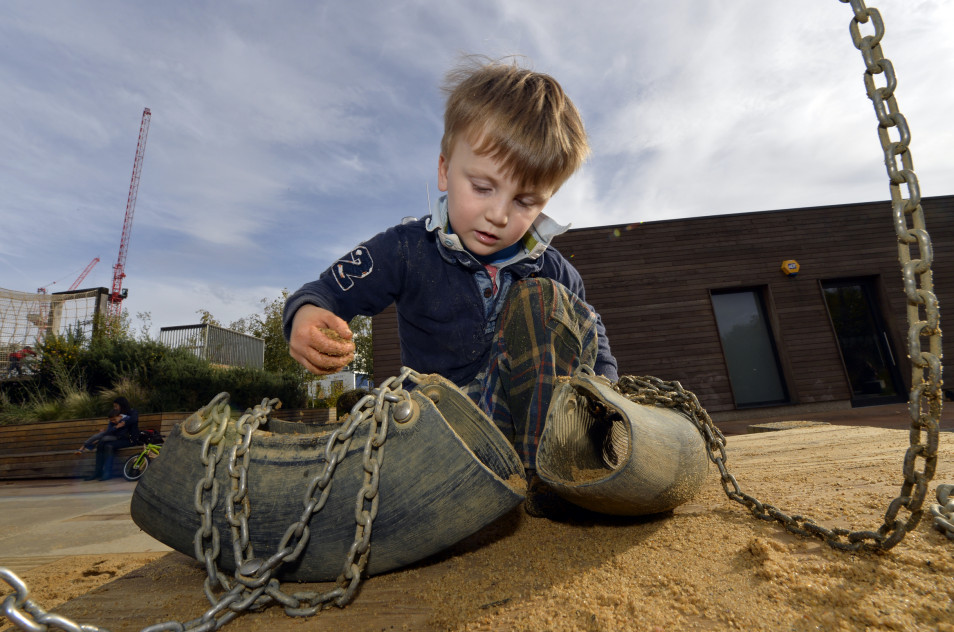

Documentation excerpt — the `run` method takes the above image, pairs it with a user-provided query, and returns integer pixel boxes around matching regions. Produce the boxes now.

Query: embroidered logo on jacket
[333,247,374,291]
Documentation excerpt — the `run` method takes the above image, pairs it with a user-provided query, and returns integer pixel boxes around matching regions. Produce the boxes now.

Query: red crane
[109,107,151,317]
[36,257,100,294]
[68,257,100,291]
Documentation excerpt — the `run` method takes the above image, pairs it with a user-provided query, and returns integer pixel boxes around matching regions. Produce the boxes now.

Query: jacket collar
[424,195,569,267]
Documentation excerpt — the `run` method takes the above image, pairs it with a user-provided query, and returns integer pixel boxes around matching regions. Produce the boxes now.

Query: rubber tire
[123,454,149,481]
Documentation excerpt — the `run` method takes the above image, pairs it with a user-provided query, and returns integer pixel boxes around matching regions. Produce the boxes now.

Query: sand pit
[2,424,953,631]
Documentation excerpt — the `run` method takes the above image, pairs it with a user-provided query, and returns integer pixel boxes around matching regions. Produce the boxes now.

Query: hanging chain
[190,393,235,604]
[612,1,945,554]
[840,0,946,541]
[614,3,946,553]
[614,7,944,546]
[0,367,422,632]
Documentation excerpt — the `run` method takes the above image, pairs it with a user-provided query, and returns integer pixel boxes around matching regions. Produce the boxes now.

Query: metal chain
[613,1,944,555]
[0,367,422,632]
[615,376,884,551]
[931,484,954,539]
[613,4,948,551]
[189,393,234,603]
[840,0,945,542]
[2,566,104,632]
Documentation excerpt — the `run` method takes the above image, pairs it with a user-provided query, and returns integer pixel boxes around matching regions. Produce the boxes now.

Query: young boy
[284,58,618,516]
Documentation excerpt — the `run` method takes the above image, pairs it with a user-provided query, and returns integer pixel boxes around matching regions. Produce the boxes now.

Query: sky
[1,0,952,335]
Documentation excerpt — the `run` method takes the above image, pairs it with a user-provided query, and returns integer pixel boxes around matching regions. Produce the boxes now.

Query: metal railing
[159,324,265,369]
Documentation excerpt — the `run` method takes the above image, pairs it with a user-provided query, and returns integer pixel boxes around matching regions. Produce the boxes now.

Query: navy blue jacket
[284,208,618,387]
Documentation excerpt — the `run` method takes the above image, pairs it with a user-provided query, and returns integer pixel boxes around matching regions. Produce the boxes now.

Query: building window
[821,278,904,406]
[710,288,788,407]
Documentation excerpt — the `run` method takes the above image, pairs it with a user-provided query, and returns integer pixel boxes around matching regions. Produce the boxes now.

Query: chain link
[0,367,423,632]
[2,566,111,632]
[930,484,954,539]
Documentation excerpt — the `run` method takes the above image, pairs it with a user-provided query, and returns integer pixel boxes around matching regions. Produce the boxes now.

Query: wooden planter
[0,413,186,480]
[0,407,339,480]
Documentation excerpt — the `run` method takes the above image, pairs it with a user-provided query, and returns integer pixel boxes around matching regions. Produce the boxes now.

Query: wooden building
[372,195,953,421]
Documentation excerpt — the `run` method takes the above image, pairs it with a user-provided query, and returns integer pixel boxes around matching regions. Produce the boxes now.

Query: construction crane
[36,257,100,294]
[68,257,100,291]
[108,107,151,317]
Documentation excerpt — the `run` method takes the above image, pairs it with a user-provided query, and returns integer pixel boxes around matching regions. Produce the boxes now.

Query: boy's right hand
[289,305,356,375]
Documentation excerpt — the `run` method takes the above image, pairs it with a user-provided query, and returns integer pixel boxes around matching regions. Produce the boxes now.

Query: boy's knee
[504,278,558,317]
[509,277,555,298]
[504,278,592,331]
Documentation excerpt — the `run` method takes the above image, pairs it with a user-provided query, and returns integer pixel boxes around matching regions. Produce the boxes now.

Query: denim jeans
[83,428,116,451]
[93,434,135,479]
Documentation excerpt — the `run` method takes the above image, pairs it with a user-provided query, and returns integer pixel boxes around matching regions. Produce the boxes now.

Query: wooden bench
[0,408,336,480]
[0,413,187,480]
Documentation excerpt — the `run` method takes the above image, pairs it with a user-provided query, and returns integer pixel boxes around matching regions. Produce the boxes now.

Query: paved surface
[0,401,951,574]
[0,477,171,574]
[715,400,954,435]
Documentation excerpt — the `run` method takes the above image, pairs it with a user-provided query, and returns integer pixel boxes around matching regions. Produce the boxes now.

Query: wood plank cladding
[373,195,954,414]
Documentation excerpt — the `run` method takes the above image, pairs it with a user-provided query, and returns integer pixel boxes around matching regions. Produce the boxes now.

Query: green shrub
[0,378,35,407]
[210,366,307,412]
[62,390,102,420]
[0,391,37,425]
[97,378,152,413]
[2,330,308,423]
[144,362,306,413]
[32,399,65,422]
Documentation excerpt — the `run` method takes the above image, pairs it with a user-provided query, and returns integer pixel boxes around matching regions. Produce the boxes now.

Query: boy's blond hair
[441,57,589,194]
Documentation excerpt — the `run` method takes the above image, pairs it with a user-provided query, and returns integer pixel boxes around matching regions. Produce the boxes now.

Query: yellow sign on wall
[781,260,800,276]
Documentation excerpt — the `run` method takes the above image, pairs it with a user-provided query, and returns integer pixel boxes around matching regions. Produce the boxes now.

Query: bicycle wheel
[123,453,149,481]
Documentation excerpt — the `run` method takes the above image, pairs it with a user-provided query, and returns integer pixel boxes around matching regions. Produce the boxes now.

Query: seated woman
[83,397,140,481]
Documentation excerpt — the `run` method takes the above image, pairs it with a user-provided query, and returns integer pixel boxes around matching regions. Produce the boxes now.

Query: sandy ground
[2,424,953,632]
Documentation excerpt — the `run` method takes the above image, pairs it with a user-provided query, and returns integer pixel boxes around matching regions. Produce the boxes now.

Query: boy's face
[437,136,551,257]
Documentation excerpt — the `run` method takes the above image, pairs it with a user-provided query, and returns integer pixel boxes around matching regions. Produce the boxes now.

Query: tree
[196,309,222,327]
[225,292,303,377]
[258,292,302,376]
[91,308,135,342]
[204,291,373,379]
[135,311,154,340]
[349,315,373,376]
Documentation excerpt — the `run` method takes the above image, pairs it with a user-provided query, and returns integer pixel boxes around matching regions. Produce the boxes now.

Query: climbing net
[0,287,107,370]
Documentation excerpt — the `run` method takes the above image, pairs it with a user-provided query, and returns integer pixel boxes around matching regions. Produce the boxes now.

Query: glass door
[821,278,905,406]
[711,289,789,407]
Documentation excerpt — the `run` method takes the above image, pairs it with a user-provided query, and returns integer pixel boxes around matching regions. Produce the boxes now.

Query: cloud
[132,276,286,331]
[0,0,951,333]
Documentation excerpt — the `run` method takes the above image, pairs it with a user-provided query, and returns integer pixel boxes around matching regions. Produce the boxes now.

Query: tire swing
[130,371,527,584]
